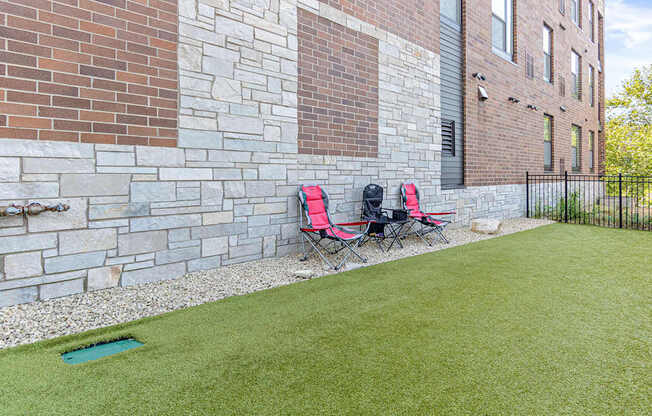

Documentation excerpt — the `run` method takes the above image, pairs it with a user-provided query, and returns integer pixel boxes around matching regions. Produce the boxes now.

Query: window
[588,130,595,171]
[544,115,553,171]
[570,0,580,26]
[571,125,581,171]
[588,1,595,42]
[492,0,513,59]
[559,0,565,14]
[543,25,553,83]
[441,0,461,24]
[571,50,581,100]
[588,65,595,107]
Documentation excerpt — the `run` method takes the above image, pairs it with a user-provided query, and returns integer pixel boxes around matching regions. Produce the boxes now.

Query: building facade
[0,0,605,306]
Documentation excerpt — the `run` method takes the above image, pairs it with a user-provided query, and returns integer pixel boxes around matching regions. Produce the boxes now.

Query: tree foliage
[605,65,652,178]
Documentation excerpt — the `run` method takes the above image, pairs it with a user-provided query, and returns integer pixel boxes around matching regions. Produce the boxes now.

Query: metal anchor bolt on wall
[0,202,70,217]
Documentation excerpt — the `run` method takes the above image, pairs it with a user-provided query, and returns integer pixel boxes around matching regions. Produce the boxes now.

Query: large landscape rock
[470,218,503,234]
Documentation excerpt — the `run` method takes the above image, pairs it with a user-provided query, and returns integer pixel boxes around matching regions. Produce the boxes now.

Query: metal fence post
[526,171,529,218]
[619,173,623,228]
[564,171,568,223]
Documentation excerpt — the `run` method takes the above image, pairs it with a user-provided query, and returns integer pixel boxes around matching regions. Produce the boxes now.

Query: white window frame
[571,125,581,171]
[570,0,580,26]
[492,0,514,61]
[588,1,595,42]
[588,130,595,171]
[543,24,553,83]
[571,50,581,100]
[544,115,553,171]
[589,65,595,107]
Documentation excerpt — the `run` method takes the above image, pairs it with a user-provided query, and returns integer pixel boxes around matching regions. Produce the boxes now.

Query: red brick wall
[463,0,605,185]
[297,8,379,158]
[0,0,178,146]
[318,0,438,53]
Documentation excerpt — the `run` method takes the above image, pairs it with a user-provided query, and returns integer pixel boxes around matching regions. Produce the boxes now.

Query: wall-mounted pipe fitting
[0,202,70,217]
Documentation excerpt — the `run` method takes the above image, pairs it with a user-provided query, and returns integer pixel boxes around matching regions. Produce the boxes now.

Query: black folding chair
[360,184,409,252]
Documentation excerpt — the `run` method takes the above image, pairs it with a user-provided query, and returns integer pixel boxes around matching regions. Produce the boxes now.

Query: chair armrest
[336,221,370,227]
[425,211,456,216]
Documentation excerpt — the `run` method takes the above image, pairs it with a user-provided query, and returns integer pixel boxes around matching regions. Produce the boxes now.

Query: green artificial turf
[1,224,650,415]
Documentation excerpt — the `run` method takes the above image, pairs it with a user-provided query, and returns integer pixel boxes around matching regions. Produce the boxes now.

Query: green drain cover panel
[62,339,144,365]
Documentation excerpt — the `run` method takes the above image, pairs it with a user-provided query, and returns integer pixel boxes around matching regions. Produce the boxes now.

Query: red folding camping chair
[400,182,455,245]
[298,184,370,270]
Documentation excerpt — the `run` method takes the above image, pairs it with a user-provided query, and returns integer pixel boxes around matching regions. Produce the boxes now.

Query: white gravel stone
[0,218,552,349]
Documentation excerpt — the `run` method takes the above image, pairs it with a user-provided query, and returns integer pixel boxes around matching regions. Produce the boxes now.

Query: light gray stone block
[87,265,122,291]
[223,139,277,152]
[130,214,203,232]
[191,222,248,239]
[40,278,84,300]
[201,236,228,256]
[155,246,201,265]
[89,203,149,220]
[202,56,234,78]
[181,95,230,113]
[246,181,277,197]
[136,146,185,167]
[59,228,117,255]
[168,228,190,242]
[0,182,59,199]
[224,181,246,198]
[218,115,264,135]
[0,233,57,255]
[188,256,221,272]
[212,168,242,180]
[212,77,242,103]
[254,202,286,215]
[97,152,135,166]
[230,242,261,258]
[0,139,94,158]
[4,251,42,279]
[201,182,223,206]
[23,158,94,174]
[0,287,38,307]
[0,158,20,182]
[179,44,201,71]
[179,23,225,45]
[178,129,223,149]
[160,168,213,181]
[215,15,254,41]
[131,182,176,202]
[118,231,168,256]
[27,198,88,232]
[61,174,131,197]
[44,252,106,274]
[202,211,233,225]
[259,164,286,180]
[121,262,186,286]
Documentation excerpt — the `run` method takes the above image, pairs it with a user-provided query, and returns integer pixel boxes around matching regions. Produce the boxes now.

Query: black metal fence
[526,172,652,231]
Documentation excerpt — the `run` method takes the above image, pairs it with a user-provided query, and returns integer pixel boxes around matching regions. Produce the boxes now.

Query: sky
[605,0,652,97]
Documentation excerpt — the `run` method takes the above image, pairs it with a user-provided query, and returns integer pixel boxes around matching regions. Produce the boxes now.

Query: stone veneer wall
[0,0,525,307]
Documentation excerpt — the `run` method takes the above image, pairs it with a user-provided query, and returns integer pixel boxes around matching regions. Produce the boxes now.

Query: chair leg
[334,237,368,270]
[301,232,335,269]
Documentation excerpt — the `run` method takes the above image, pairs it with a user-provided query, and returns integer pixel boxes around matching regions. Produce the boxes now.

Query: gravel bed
[0,218,553,349]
